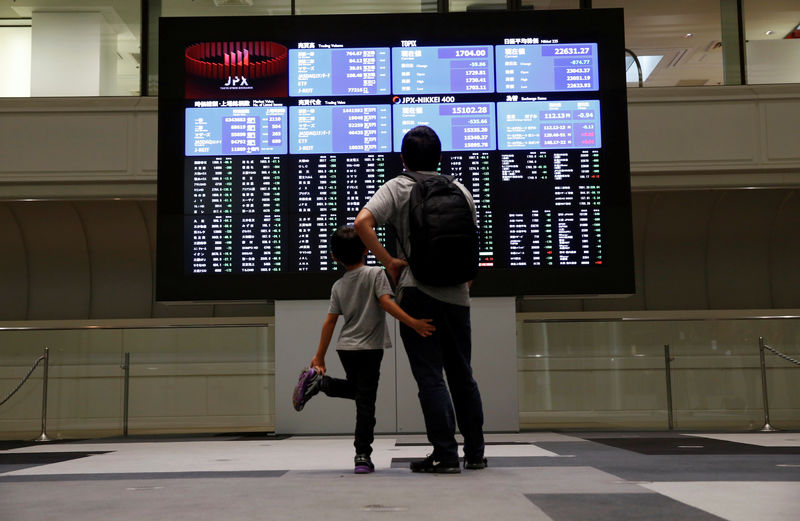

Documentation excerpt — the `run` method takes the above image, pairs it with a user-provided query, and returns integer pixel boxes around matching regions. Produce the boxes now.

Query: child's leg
[319,372,356,400]
[337,349,383,456]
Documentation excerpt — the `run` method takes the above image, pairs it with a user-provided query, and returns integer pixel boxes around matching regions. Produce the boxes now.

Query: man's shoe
[464,457,488,470]
[354,454,374,474]
[292,367,321,411]
[410,454,461,474]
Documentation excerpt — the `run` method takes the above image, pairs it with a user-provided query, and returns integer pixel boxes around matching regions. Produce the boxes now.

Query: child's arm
[378,294,435,337]
[311,313,339,374]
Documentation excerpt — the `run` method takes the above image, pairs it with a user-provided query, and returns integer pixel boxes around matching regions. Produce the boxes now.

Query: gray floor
[1,431,799,521]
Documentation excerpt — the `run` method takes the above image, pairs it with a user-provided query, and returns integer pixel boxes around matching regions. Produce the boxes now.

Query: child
[292,225,435,474]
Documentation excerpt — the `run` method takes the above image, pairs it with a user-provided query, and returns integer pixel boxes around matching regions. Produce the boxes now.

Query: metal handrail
[664,344,674,430]
[0,349,45,408]
[758,336,800,433]
[35,347,51,442]
[625,48,644,88]
[121,352,131,437]
[0,346,51,441]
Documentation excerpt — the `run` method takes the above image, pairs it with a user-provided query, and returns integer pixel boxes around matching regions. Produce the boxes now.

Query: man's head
[401,125,441,172]
[330,225,366,267]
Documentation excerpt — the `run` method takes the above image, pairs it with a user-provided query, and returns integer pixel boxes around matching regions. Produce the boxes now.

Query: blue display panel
[185,106,288,156]
[496,43,598,92]
[497,100,600,150]
[393,103,496,152]
[392,46,494,94]
[289,48,391,96]
[290,104,392,154]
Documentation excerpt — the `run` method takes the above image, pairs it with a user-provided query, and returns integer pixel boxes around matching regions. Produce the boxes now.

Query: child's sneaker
[292,367,321,411]
[354,454,374,474]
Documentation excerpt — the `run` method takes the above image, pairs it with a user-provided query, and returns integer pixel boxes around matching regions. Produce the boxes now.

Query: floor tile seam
[0,470,289,482]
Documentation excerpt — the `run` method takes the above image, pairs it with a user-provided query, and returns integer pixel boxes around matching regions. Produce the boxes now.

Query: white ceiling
[1,0,798,88]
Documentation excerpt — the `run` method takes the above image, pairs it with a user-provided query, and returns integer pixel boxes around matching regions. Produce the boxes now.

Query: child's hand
[310,356,326,375]
[412,318,435,337]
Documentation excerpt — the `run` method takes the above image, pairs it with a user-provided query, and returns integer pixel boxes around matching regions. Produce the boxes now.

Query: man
[354,125,486,473]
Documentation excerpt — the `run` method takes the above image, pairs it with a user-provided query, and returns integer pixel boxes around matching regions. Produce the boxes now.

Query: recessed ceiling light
[683,33,694,38]
[765,30,774,35]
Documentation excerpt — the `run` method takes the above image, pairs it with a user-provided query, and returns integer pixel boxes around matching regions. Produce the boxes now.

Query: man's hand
[385,257,409,285]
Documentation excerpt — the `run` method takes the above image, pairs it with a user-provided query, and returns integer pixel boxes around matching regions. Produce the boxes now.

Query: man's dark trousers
[399,287,485,462]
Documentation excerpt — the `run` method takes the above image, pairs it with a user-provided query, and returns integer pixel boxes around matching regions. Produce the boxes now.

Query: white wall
[746,39,800,85]
[0,27,31,97]
[30,12,117,96]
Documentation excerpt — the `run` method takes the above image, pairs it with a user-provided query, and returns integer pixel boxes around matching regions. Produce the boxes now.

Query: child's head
[330,226,366,267]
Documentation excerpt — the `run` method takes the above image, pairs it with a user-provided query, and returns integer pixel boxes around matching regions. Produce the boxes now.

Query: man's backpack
[400,172,479,286]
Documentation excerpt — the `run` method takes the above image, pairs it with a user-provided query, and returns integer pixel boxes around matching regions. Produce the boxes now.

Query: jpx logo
[224,76,250,87]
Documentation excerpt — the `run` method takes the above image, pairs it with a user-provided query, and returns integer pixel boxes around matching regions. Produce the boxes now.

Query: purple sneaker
[292,367,321,411]
[354,454,374,474]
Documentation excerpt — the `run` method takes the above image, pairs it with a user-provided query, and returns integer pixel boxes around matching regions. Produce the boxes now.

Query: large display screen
[157,10,634,301]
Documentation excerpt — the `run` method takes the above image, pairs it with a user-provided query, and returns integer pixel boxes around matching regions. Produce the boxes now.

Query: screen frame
[157,9,634,302]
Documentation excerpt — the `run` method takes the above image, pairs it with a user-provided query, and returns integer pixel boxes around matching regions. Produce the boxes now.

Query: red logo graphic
[185,41,289,98]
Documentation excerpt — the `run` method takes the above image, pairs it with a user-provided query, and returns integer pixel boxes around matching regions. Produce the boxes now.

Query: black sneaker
[354,454,374,474]
[464,457,488,470]
[410,454,461,474]
[292,367,322,411]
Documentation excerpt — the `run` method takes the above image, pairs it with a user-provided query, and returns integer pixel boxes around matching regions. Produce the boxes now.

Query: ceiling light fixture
[683,33,694,38]
[765,30,774,35]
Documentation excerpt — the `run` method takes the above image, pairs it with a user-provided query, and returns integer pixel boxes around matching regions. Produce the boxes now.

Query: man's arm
[354,208,407,284]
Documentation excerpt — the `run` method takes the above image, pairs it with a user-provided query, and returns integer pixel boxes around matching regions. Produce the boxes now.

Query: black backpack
[400,172,479,286]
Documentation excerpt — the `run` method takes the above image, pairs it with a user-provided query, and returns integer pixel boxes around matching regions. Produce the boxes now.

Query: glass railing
[518,312,800,431]
[0,319,273,440]
[2,313,798,440]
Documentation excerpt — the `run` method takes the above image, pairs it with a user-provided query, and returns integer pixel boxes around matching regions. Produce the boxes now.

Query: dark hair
[330,226,366,267]
[401,125,441,172]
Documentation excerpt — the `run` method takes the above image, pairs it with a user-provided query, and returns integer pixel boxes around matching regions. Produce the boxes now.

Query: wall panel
[764,101,800,161]
[706,190,786,308]
[770,191,800,307]
[77,201,153,318]
[137,111,158,174]
[11,202,91,319]
[627,101,758,164]
[643,191,717,309]
[0,204,28,320]
[0,114,128,175]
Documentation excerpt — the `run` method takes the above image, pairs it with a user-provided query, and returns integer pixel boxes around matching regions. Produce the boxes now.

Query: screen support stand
[275,296,518,435]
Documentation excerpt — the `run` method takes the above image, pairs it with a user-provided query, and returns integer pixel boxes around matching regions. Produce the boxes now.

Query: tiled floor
[1,431,798,520]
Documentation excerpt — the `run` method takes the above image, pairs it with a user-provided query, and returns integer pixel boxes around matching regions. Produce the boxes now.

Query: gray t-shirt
[328,265,393,351]
[364,171,476,307]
